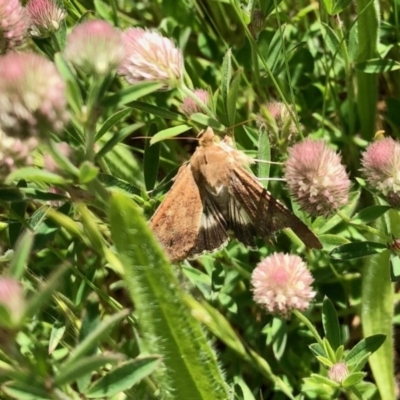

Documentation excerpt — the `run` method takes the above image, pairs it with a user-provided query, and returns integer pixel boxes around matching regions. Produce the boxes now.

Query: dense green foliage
[0,0,399,399]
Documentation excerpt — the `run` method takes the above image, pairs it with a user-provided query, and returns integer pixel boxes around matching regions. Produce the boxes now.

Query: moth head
[198,127,218,147]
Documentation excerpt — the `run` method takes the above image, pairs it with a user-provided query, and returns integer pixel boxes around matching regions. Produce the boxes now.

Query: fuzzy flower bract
[284,139,351,216]
[251,253,315,318]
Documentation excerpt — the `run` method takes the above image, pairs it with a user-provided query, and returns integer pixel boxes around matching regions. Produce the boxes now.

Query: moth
[150,127,322,262]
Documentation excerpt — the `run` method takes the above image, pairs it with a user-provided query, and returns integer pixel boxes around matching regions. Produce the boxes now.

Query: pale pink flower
[361,137,400,207]
[0,0,29,53]
[119,28,183,89]
[284,139,351,216]
[0,52,68,140]
[181,89,209,116]
[65,20,123,76]
[0,129,37,180]
[328,362,349,384]
[26,0,66,37]
[0,277,25,326]
[251,253,315,318]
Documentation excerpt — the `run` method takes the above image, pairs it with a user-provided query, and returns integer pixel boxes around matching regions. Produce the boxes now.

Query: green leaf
[189,113,225,131]
[342,372,366,388]
[79,162,99,184]
[390,254,400,282]
[31,203,71,251]
[226,68,242,127]
[23,264,70,320]
[150,124,192,145]
[332,0,352,13]
[127,101,182,120]
[144,124,160,191]
[54,353,124,387]
[221,49,232,124]
[257,125,271,189]
[309,343,326,358]
[61,309,130,371]
[48,324,66,355]
[8,180,27,247]
[98,174,141,196]
[6,168,67,185]
[96,122,144,160]
[351,206,391,224]
[320,0,333,14]
[95,108,131,141]
[109,193,230,399]
[322,297,341,352]
[355,58,400,73]
[9,231,34,280]
[54,53,83,115]
[345,334,386,366]
[85,357,161,398]
[329,242,388,260]
[309,373,339,388]
[102,82,164,107]
[321,23,340,56]
[2,382,52,400]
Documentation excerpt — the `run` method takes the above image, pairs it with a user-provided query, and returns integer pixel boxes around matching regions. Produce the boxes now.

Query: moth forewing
[149,164,203,262]
[149,127,322,263]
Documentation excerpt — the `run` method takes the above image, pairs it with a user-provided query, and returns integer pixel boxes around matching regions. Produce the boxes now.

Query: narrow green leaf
[221,49,232,123]
[98,174,141,196]
[2,382,52,400]
[48,324,66,355]
[320,0,333,14]
[6,168,67,185]
[355,58,400,73]
[257,125,270,189]
[329,242,387,260]
[85,357,161,398]
[332,0,352,13]
[8,180,27,247]
[150,124,192,145]
[23,264,70,320]
[144,124,160,191]
[95,108,131,141]
[310,373,339,388]
[309,343,326,358]
[189,113,225,130]
[321,23,340,56]
[345,334,386,365]
[226,68,242,127]
[390,254,400,282]
[9,231,34,280]
[96,122,144,160]
[102,82,164,107]
[322,297,341,351]
[79,162,99,184]
[342,372,366,388]
[62,308,130,371]
[109,193,230,399]
[352,205,391,224]
[54,54,83,114]
[127,101,182,120]
[54,354,124,387]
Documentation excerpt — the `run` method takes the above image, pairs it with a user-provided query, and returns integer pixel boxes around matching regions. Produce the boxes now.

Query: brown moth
[150,127,322,262]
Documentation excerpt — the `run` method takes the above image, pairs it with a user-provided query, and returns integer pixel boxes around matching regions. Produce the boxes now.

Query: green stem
[293,310,324,349]
[337,209,390,241]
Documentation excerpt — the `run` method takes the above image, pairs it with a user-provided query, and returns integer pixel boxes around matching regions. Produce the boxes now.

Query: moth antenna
[132,136,198,141]
[258,177,286,181]
[253,159,283,165]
